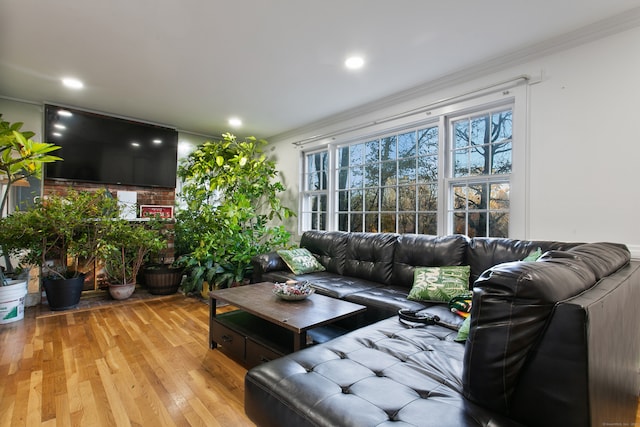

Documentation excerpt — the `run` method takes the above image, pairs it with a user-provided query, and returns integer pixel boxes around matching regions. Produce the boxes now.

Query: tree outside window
[301,151,328,231]
[299,101,514,238]
[449,108,512,237]
[336,125,438,234]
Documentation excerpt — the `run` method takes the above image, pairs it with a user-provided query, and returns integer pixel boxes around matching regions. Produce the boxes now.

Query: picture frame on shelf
[140,205,174,219]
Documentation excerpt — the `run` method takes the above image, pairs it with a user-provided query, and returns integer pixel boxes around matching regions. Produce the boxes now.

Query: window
[336,125,439,233]
[301,150,328,230]
[448,108,512,237]
[299,91,520,238]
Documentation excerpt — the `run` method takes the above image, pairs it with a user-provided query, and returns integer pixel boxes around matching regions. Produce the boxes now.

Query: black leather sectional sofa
[246,231,640,427]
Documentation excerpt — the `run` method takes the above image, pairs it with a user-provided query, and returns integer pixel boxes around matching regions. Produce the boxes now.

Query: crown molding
[269,6,640,143]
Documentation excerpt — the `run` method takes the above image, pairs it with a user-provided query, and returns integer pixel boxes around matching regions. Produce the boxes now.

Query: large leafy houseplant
[0,114,61,280]
[175,133,294,293]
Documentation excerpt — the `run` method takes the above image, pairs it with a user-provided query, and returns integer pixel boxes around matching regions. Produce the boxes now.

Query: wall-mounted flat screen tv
[44,104,178,188]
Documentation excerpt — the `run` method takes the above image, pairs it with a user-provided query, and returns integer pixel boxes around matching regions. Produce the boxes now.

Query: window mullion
[437,115,447,235]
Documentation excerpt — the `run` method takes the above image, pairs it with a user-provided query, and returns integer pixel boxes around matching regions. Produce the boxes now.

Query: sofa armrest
[463,243,636,427]
[510,260,640,427]
[251,251,289,281]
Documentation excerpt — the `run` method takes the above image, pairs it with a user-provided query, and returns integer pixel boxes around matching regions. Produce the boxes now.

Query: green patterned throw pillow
[522,247,542,262]
[277,248,326,275]
[407,266,471,302]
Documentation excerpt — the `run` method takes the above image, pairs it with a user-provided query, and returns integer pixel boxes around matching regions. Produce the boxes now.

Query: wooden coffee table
[209,282,366,368]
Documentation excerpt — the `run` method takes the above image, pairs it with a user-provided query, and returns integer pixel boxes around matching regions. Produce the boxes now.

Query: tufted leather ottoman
[245,310,520,427]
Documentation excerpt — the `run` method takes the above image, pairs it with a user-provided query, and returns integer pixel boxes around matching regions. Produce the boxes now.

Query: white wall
[270,25,640,259]
[0,99,43,140]
[527,28,640,250]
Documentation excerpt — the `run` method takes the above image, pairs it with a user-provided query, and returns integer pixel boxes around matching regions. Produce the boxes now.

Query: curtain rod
[292,74,530,146]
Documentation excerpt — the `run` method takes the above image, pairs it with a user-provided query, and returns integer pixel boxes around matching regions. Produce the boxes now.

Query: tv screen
[44,104,178,188]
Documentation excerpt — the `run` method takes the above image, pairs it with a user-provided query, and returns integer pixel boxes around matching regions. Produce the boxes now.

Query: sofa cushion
[276,247,326,275]
[344,286,430,323]
[407,265,471,302]
[300,230,349,274]
[304,272,383,299]
[393,234,469,288]
[466,238,582,283]
[251,251,289,279]
[566,242,630,280]
[343,232,398,285]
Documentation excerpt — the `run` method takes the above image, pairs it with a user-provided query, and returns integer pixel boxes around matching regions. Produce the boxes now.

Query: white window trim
[444,102,515,237]
[299,148,330,232]
[298,85,528,237]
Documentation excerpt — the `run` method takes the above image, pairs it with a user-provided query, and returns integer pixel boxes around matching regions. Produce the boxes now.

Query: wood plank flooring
[2,295,639,426]
[0,295,254,427]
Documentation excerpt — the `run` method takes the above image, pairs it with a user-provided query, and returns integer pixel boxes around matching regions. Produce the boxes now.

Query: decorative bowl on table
[273,280,315,301]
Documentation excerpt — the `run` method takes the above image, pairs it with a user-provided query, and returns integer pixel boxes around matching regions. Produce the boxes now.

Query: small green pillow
[522,247,542,262]
[455,315,471,342]
[277,248,326,275]
[407,265,471,303]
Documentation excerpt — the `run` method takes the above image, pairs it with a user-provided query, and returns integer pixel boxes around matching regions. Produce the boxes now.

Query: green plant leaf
[174,133,294,291]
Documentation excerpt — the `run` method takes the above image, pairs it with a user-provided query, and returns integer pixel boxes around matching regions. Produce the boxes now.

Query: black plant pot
[143,265,184,295]
[42,274,85,311]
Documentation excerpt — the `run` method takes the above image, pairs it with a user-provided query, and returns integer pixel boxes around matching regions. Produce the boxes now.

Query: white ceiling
[1,0,639,139]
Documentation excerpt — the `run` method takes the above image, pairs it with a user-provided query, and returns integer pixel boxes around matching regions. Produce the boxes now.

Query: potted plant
[142,262,184,295]
[0,189,116,310]
[175,133,294,294]
[0,211,37,319]
[140,222,184,295]
[0,267,28,324]
[98,218,166,300]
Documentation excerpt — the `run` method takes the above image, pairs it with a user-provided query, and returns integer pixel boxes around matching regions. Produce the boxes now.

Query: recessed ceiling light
[53,123,66,130]
[153,139,162,144]
[131,142,140,147]
[228,117,242,127]
[52,132,62,137]
[62,77,84,89]
[57,109,73,117]
[345,56,364,70]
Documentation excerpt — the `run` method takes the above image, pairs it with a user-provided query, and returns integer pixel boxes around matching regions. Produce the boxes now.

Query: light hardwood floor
[2,296,639,426]
[0,295,254,427]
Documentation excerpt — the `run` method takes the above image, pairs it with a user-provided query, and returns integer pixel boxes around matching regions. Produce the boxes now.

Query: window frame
[333,123,440,234]
[299,149,330,231]
[445,105,514,237]
[298,85,527,237]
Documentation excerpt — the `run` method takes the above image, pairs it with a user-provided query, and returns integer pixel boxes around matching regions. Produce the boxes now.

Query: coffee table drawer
[246,338,284,368]
[212,320,245,361]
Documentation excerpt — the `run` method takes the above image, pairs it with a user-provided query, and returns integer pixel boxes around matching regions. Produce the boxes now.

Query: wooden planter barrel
[143,266,184,295]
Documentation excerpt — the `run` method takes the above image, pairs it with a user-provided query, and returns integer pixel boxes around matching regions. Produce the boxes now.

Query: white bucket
[0,280,28,324]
